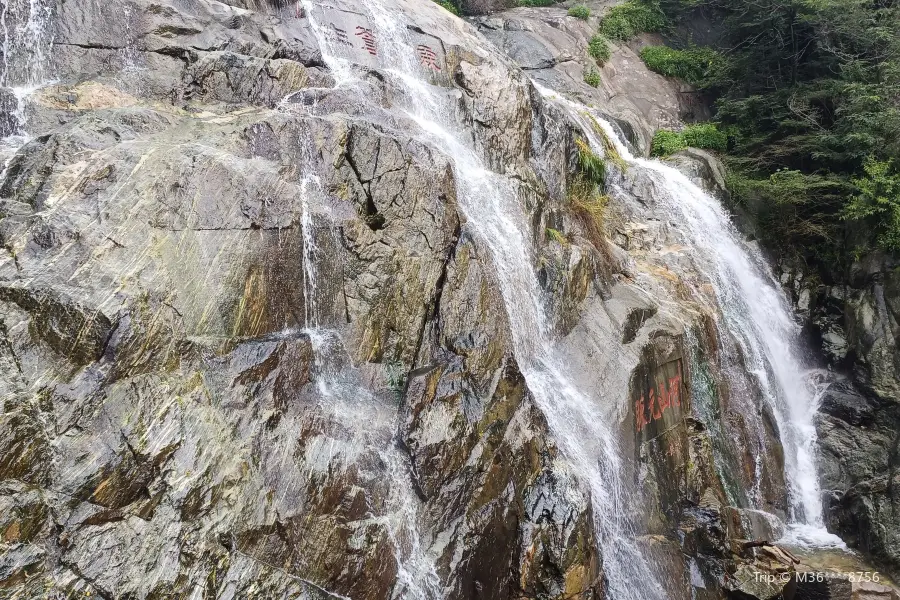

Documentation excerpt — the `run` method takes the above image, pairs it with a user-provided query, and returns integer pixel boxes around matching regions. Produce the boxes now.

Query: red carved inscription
[416,44,441,71]
[635,374,682,432]
[355,26,377,55]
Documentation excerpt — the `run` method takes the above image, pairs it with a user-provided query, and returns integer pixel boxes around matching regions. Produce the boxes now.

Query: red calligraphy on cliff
[417,45,441,71]
[635,374,683,432]
[355,26,377,55]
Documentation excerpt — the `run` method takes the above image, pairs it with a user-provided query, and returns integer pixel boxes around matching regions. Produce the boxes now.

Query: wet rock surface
[0,0,894,599]
[778,250,900,580]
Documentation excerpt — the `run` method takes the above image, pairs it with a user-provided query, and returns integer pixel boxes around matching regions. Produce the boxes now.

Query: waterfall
[290,129,443,598]
[299,1,669,598]
[535,85,846,548]
[0,0,53,166]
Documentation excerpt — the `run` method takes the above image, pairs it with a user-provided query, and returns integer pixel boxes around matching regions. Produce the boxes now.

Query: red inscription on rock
[355,26,377,55]
[635,374,682,432]
[416,44,441,71]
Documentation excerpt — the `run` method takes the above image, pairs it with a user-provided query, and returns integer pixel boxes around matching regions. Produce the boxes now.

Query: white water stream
[299,1,671,598]
[535,85,845,549]
[296,155,442,598]
[0,0,53,168]
[0,0,849,596]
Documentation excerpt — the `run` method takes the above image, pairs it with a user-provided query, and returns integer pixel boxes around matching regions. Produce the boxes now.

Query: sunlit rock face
[0,1,889,599]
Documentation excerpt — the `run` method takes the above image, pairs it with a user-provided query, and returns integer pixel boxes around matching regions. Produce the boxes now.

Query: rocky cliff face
[777,252,900,580]
[0,0,895,599]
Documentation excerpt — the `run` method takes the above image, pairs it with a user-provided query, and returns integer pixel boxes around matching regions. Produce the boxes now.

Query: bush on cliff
[599,0,666,40]
[568,5,590,19]
[650,124,727,157]
[588,35,612,64]
[640,45,724,88]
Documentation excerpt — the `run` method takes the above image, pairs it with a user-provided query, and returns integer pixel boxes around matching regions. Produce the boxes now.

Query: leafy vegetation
[546,227,570,245]
[431,0,459,14]
[844,159,900,252]
[650,124,727,156]
[570,140,609,250]
[652,0,900,267]
[588,35,612,64]
[639,45,724,87]
[583,68,601,88]
[599,0,666,40]
[576,138,606,186]
[681,123,727,152]
[651,130,687,157]
[568,5,590,19]
[515,0,560,6]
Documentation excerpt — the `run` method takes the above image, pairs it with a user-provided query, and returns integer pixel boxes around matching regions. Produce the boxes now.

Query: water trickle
[536,85,845,548]
[0,0,53,166]
[290,94,443,597]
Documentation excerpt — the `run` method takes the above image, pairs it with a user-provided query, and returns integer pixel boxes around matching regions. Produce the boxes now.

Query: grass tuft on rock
[583,68,601,88]
[599,0,665,41]
[569,139,609,250]
[576,139,606,186]
[568,5,590,19]
[588,35,611,64]
[546,227,569,245]
[569,180,610,251]
[651,123,727,157]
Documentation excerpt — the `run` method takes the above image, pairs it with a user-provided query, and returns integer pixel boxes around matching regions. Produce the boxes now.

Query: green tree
[844,159,900,252]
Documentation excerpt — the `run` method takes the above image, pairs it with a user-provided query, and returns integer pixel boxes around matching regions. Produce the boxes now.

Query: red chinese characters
[416,44,441,72]
[635,374,682,432]
[355,26,377,56]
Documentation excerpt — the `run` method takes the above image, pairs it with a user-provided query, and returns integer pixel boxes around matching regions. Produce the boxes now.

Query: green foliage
[651,123,727,156]
[516,0,559,6]
[568,5,590,19]
[844,159,900,252]
[727,168,849,258]
[650,129,686,156]
[546,227,569,245]
[600,0,666,41]
[682,123,727,152]
[432,0,459,14]
[569,139,609,250]
[583,68,601,87]
[576,138,606,185]
[639,45,724,87]
[654,0,900,265]
[568,181,610,250]
[588,35,612,64]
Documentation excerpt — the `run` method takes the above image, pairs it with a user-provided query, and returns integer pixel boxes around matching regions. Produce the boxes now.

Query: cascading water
[299,1,669,598]
[295,126,442,598]
[0,0,53,166]
[536,85,845,548]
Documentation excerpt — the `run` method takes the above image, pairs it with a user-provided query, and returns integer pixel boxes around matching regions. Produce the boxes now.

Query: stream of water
[0,0,850,596]
[535,85,846,549]
[297,3,848,596]
[299,1,671,598]
[0,0,53,168]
